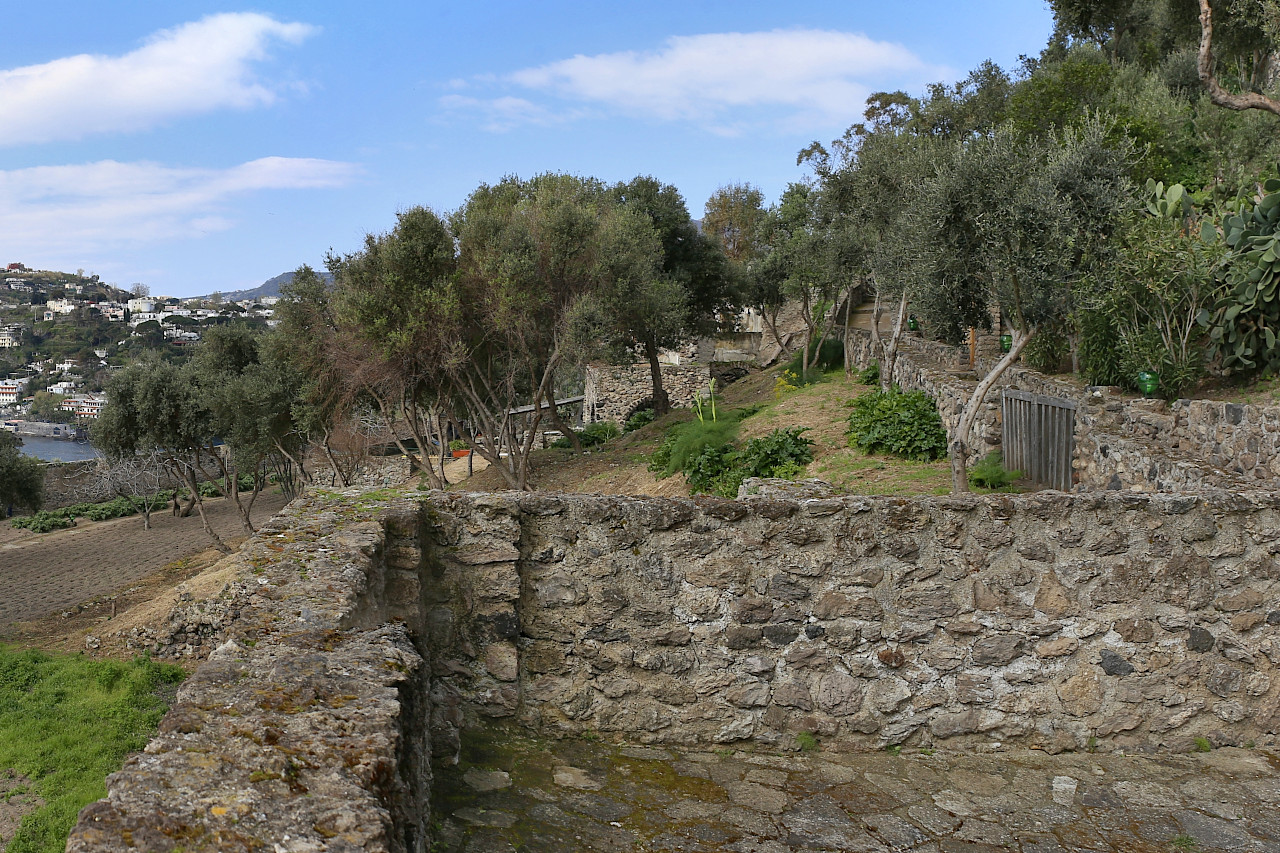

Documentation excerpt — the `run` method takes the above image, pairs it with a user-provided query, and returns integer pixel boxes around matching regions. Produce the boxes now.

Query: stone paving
[432,725,1280,852]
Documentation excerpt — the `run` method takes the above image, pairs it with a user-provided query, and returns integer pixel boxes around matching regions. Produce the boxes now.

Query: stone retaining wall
[584,363,710,426]
[70,486,1280,849]
[846,329,1262,493]
[426,490,1280,758]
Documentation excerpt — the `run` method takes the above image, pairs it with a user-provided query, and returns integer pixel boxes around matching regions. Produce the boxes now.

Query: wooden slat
[1001,389,1076,491]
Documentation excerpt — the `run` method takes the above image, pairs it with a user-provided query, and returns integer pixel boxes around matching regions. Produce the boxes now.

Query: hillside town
[0,264,280,436]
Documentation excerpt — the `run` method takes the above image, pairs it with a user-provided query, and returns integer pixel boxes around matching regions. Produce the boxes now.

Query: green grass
[0,646,185,852]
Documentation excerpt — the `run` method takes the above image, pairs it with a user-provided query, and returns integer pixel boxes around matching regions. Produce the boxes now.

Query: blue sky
[1,2,1054,297]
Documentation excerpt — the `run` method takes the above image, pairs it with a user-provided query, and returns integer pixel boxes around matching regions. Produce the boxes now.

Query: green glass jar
[1136,371,1160,397]
[999,334,1013,353]
[907,316,919,332]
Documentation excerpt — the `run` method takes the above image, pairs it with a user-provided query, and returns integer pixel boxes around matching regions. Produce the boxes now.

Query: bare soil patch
[0,769,41,847]
[0,492,290,653]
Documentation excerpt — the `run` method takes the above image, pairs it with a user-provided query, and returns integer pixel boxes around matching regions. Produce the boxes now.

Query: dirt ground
[0,492,291,641]
[0,769,40,849]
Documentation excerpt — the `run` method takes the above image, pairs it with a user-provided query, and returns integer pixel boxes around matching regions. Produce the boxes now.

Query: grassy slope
[457,368,951,497]
[0,647,184,852]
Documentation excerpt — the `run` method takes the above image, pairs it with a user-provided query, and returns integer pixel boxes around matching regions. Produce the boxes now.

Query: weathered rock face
[67,495,435,853]
[424,489,1280,757]
[68,486,1280,850]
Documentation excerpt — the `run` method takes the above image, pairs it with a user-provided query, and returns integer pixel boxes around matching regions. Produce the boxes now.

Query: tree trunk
[645,340,671,417]
[950,329,1034,493]
[543,397,581,452]
[184,467,230,553]
[843,292,854,378]
[881,292,909,392]
[1198,0,1280,117]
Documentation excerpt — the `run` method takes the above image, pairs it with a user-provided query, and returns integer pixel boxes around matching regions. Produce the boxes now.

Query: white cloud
[438,94,585,132]
[447,29,944,133]
[0,157,358,255]
[0,13,316,146]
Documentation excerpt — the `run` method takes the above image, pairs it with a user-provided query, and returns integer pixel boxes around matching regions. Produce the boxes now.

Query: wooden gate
[1001,389,1076,491]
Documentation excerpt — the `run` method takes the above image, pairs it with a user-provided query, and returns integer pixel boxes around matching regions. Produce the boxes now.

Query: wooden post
[968,328,977,367]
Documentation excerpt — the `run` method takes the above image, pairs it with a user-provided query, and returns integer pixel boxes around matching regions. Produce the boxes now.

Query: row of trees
[274,174,733,491]
[689,0,1278,491]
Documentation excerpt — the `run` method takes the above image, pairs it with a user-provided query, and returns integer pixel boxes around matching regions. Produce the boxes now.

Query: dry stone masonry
[69,486,1280,850]
[845,329,1280,493]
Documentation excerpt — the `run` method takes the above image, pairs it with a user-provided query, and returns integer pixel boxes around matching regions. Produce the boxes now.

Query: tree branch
[1199,0,1280,117]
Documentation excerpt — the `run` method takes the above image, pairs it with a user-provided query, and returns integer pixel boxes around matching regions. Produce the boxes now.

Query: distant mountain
[199,270,333,303]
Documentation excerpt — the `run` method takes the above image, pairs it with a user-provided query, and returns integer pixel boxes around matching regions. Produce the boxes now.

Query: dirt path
[0,493,291,628]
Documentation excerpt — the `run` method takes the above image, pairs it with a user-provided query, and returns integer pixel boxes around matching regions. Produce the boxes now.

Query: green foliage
[795,731,819,752]
[1117,325,1204,399]
[858,362,880,386]
[11,492,175,533]
[1193,736,1213,753]
[649,417,742,480]
[0,646,184,853]
[651,413,811,498]
[782,337,845,383]
[552,421,621,449]
[846,389,948,461]
[968,452,1022,490]
[685,427,816,498]
[1023,323,1070,373]
[622,407,656,433]
[1171,833,1199,851]
[0,432,44,513]
[1078,310,1124,386]
[448,438,470,451]
[1205,174,1280,376]
[774,369,799,400]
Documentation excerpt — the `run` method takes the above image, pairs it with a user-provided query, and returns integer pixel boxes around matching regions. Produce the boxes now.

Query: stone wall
[426,490,1280,757]
[70,486,1280,849]
[845,329,1263,493]
[583,363,710,426]
[68,492,434,853]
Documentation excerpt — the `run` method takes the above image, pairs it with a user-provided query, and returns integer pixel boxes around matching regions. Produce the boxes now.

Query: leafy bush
[846,389,948,461]
[11,511,76,533]
[580,420,620,446]
[684,427,815,498]
[858,362,880,386]
[11,490,177,533]
[623,408,656,433]
[968,451,1021,490]
[448,438,469,451]
[650,417,741,479]
[1078,310,1123,386]
[1205,174,1280,377]
[782,337,845,384]
[1117,325,1204,400]
[551,420,621,449]
[1024,323,1069,373]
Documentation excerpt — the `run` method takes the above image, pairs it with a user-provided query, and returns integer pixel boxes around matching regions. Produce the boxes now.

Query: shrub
[551,420,621,449]
[623,408,656,433]
[857,362,880,386]
[448,438,469,451]
[968,451,1021,490]
[580,420,620,446]
[684,427,814,498]
[783,337,845,384]
[650,417,740,479]
[846,389,948,461]
[1024,324,1069,373]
